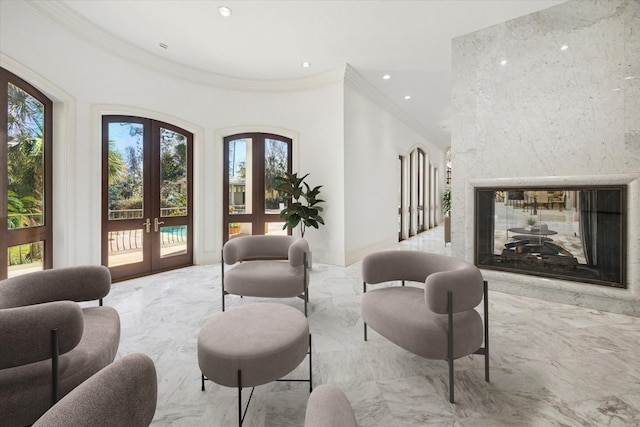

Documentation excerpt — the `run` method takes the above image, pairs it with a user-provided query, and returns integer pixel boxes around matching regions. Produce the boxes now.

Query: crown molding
[344,65,437,143]
[26,0,345,92]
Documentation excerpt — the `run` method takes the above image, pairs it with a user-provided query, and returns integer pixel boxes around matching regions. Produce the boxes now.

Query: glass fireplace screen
[475,187,625,288]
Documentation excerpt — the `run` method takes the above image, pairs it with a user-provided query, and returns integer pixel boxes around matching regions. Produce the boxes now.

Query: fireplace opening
[475,186,625,288]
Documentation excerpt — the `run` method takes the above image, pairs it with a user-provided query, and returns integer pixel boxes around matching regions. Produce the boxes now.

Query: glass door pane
[160,128,188,218]
[264,138,288,214]
[160,225,187,258]
[107,229,144,266]
[107,122,144,220]
[105,121,147,269]
[417,150,425,232]
[8,242,43,278]
[157,127,191,261]
[228,138,251,215]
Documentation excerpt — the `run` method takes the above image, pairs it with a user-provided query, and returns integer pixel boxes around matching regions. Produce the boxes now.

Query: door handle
[142,218,151,233]
[154,218,165,232]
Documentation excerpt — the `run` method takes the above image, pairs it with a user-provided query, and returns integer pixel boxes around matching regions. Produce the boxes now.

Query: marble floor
[107,226,640,426]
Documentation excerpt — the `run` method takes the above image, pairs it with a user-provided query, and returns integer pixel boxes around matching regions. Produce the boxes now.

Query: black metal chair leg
[309,334,313,392]
[238,370,242,427]
[51,328,59,406]
[483,280,490,382]
[221,249,226,312]
[447,291,454,404]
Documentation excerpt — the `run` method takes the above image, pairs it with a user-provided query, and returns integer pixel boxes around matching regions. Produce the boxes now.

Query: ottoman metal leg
[275,333,313,392]
[237,369,256,427]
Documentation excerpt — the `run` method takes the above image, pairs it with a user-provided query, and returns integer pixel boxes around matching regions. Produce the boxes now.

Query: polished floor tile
[107,227,640,426]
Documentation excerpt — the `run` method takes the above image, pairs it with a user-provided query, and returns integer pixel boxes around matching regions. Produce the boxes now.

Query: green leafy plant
[442,187,451,216]
[274,172,325,237]
[527,217,537,226]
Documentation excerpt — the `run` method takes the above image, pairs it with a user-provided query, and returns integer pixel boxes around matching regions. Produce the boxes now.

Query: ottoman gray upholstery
[198,302,311,425]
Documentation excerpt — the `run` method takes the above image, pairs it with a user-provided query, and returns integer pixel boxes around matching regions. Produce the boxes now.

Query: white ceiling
[59,0,566,148]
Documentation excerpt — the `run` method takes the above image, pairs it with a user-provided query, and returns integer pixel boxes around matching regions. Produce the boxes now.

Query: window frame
[0,67,53,279]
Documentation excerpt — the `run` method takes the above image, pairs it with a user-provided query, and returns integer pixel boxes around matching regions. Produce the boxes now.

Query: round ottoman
[198,302,312,426]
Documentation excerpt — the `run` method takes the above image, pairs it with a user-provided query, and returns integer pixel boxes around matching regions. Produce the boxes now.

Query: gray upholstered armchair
[0,266,121,426]
[304,384,357,427]
[361,250,489,403]
[33,353,157,427]
[222,235,311,315]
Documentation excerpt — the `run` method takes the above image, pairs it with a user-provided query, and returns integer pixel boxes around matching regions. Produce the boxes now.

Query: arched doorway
[101,115,194,280]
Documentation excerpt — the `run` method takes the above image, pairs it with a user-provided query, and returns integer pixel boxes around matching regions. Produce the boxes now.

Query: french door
[223,133,292,242]
[417,149,426,233]
[398,155,405,241]
[101,116,193,281]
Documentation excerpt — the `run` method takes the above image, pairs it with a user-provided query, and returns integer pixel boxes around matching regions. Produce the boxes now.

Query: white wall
[0,0,344,265]
[343,71,447,264]
[451,0,640,315]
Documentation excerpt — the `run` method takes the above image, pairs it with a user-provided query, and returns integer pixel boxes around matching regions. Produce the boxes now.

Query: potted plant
[229,222,240,235]
[442,187,452,244]
[442,187,451,216]
[274,172,325,238]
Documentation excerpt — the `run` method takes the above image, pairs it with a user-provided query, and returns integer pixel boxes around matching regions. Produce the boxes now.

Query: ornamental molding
[26,0,345,92]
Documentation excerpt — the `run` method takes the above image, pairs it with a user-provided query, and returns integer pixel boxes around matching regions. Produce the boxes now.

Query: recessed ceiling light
[302,61,310,68]
[159,43,168,49]
[500,59,508,66]
[404,95,411,100]
[218,6,232,17]
[382,74,391,80]
[560,45,569,51]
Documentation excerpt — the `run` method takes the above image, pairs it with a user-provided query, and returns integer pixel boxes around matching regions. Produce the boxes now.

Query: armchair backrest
[362,250,484,314]
[223,235,309,267]
[304,384,357,427]
[0,265,112,309]
[0,301,84,369]
[33,353,157,427]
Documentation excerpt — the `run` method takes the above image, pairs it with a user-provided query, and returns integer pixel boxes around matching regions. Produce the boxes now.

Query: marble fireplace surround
[463,174,640,317]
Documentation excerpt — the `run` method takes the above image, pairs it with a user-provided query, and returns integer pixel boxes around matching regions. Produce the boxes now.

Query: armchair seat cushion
[362,286,482,360]
[224,261,307,298]
[0,306,120,426]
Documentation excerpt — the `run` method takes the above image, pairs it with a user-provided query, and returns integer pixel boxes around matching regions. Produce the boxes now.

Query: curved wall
[0,1,445,266]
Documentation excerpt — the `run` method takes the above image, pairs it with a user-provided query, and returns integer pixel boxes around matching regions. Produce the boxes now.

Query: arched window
[407,147,432,237]
[0,67,53,279]
[223,133,292,242]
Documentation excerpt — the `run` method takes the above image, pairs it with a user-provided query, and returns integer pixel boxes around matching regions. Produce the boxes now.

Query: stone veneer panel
[452,0,640,315]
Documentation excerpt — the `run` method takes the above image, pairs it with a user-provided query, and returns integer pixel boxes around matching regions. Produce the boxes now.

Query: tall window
[223,133,292,242]
[408,147,432,236]
[0,68,53,279]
